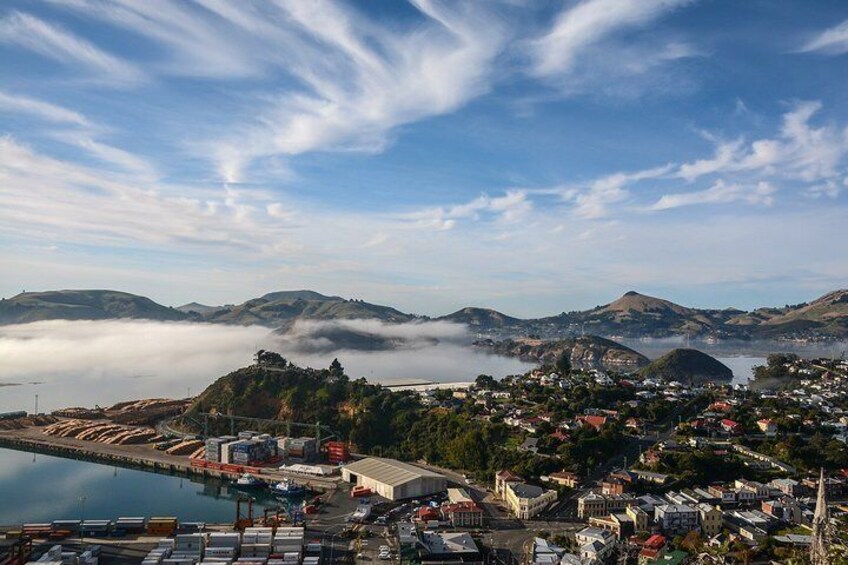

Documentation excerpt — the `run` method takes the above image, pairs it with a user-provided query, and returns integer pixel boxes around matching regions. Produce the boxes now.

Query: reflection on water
[618,338,848,385]
[0,447,284,524]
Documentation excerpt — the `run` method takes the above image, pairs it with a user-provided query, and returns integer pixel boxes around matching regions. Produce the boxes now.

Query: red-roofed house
[548,471,580,488]
[549,430,570,443]
[418,506,440,522]
[720,419,743,435]
[578,415,608,431]
[708,401,732,413]
[639,534,667,562]
[441,502,484,528]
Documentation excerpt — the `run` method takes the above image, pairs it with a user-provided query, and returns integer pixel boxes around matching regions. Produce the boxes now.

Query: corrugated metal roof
[343,457,444,486]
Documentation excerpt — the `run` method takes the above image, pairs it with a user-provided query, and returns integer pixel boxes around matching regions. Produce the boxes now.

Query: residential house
[707,485,736,506]
[735,479,770,500]
[627,505,650,533]
[575,527,616,563]
[720,419,743,435]
[697,503,723,537]
[441,502,485,528]
[757,418,778,436]
[495,470,522,499]
[577,492,637,519]
[655,504,700,536]
[577,415,608,431]
[762,497,802,524]
[547,471,579,489]
[637,535,667,565]
[769,478,804,497]
[601,478,626,495]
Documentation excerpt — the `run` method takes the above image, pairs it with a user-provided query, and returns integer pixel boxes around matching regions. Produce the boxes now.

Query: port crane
[185,412,337,451]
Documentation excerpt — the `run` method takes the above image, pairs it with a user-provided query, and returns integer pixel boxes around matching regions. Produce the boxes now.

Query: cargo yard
[2,523,360,565]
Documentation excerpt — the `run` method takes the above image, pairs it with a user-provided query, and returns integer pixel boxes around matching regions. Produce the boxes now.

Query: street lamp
[328,523,347,565]
[78,495,87,551]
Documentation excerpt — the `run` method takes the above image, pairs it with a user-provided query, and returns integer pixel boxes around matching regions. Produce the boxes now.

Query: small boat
[271,478,306,497]
[232,473,267,489]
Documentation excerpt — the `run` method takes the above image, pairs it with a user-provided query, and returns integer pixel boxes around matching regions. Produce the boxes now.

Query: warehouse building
[341,457,447,500]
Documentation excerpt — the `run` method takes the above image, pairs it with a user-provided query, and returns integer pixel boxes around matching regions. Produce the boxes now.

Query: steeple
[810,468,831,565]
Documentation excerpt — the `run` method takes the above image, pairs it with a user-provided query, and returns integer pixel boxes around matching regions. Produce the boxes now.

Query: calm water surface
[0,447,283,525]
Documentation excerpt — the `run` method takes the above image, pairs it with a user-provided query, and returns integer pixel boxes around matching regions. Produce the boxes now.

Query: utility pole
[34,394,38,415]
[315,421,321,452]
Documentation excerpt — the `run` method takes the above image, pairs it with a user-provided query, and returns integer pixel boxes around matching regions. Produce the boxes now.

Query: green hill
[0,290,188,324]
[188,358,414,451]
[637,348,733,384]
[202,292,415,326]
[440,307,523,330]
[2,286,846,341]
[475,335,649,372]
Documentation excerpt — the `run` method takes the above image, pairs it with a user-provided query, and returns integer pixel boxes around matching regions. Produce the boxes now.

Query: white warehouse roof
[342,457,444,486]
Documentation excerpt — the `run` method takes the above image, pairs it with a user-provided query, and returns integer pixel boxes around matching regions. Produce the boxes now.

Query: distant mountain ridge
[1,287,846,341]
[0,290,186,325]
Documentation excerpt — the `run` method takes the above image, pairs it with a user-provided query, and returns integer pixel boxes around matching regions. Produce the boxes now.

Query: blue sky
[1,0,847,316]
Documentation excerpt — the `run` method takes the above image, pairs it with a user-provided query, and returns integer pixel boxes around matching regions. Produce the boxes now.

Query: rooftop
[343,457,444,486]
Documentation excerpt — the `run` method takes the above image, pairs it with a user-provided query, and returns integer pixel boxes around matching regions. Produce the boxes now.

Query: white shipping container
[204,549,236,558]
[208,533,241,548]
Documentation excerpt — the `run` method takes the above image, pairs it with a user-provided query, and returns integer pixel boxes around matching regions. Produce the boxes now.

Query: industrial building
[341,457,447,501]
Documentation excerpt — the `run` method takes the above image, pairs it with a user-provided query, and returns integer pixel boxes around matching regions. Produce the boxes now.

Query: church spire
[810,468,831,565]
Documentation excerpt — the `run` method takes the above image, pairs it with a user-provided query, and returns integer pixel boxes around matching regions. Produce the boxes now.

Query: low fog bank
[617,336,848,360]
[0,319,530,412]
[276,318,469,353]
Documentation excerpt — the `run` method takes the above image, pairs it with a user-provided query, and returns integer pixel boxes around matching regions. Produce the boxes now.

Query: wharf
[0,425,340,489]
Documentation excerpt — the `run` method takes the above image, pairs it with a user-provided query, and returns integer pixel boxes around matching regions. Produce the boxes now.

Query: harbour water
[0,447,282,525]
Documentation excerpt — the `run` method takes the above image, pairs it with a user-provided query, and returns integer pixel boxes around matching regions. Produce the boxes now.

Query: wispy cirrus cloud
[526,0,698,98]
[649,180,776,211]
[0,11,142,84]
[801,19,848,55]
[50,0,511,183]
[0,91,90,126]
[529,0,694,77]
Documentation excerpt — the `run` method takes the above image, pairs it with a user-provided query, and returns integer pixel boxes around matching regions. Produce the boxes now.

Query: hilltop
[474,335,649,372]
[637,348,733,384]
[0,290,188,325]
[202,291,415,326]
[754,289,848,338]
[440,307,523,330]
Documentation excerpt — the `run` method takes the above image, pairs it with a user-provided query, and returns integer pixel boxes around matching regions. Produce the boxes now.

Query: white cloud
[0,91,90,126]
[0,11,142,83]
[211,0,509,182]
[678,139,745,182]
[649,180,776,210]
[801,19,848,55]
[0,136,279,251]
[528,0,696,92]
[50,132,158,179]
[51,0,510,182]
[569,165,673,219]
[674,101,848,191]
[400,189,532,230]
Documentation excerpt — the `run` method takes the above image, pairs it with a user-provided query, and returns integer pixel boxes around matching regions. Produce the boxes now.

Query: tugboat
[232,473,267,490]
[271,478,306,497]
